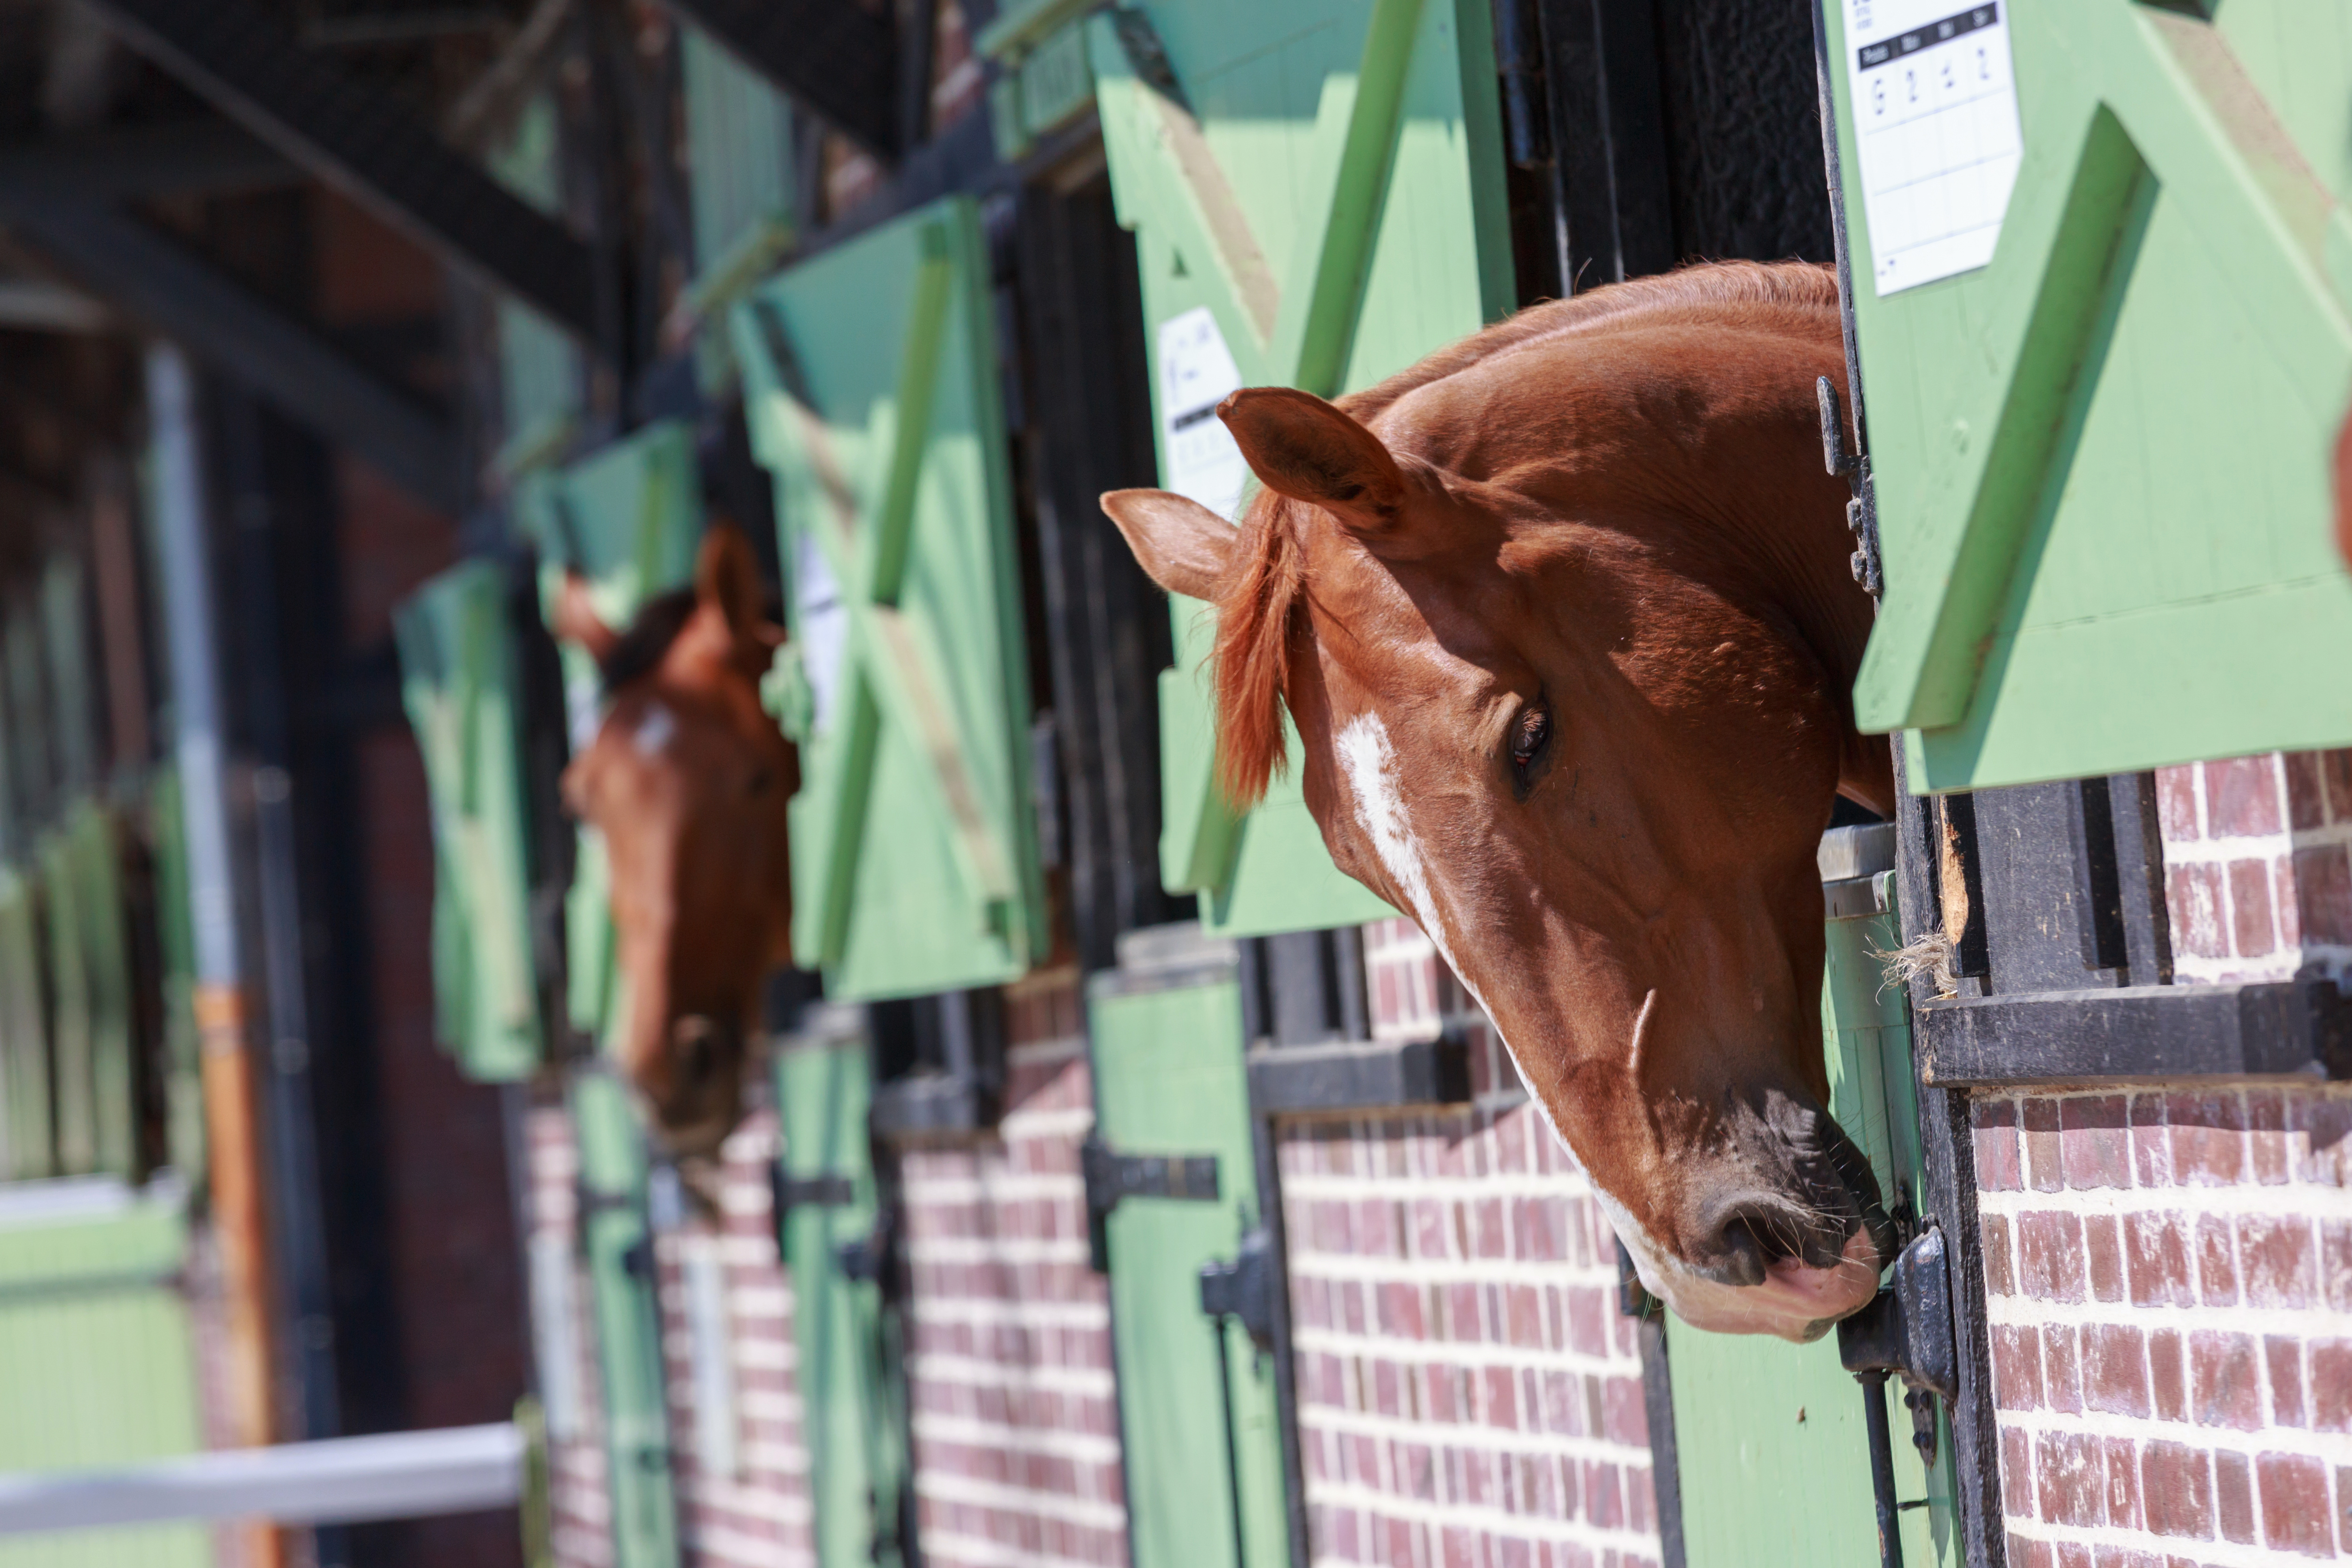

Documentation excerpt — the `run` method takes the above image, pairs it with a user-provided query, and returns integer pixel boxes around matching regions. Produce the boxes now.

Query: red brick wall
[1979,747,2352,1561]
[1278,918,1665,1568]
[651,1104,816,1568]
[898,969,1130,1568]
[524,1105,617,1568]
[1972,1084,2352,1562]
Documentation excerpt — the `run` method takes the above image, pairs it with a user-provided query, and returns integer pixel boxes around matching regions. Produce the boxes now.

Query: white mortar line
[911,1471,1128,1531]
[1975,1185,2352,1218]
[1288,1255,1622,1286]
[1279,1175,1599,1202]
[689,1525,814,1568]
[1290,1326,1641,1379]
[1300,1405,1654,1468]
[996,1106,1097,1140]
[910,1411,1123,1464]
[915,1527,1121,1568]
[907,1353,1116,1399]
[1994,1406,2352,1466]
[2007,1517,2333,1568]
[1301,1480,1661,1553]
[898,1174,1089,1205]
[1984,1293,2352,1339]
[908,1297,1109,1330]
[903,1236,1095,1266]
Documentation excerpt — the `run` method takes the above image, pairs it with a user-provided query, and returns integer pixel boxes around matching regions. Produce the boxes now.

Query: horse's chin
[1648,1228,1883,1342]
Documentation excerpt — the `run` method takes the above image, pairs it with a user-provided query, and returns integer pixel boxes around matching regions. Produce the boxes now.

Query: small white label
[795,531,850,734]
[1845,1,2023,295]
[682,1239,741,1478]
[527,1233,584,1444]
[1156,307,1250,521]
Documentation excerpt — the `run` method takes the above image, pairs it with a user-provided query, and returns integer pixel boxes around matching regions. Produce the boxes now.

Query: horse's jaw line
[1335,714,1874,1342]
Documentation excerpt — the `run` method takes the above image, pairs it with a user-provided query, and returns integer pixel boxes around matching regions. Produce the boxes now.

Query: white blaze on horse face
[1332,715,1861,1343]
[633,701,678,758]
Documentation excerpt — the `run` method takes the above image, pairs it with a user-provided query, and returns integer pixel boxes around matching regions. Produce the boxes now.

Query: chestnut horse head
[554,525,797,1157]
[1105,263,1898,1340]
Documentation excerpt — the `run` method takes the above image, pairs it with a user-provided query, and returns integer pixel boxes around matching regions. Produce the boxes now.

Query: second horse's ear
[1100,488,1238,602]
[551,573,619,664]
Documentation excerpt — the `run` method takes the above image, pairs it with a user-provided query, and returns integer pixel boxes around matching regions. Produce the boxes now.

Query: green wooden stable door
[1824,0,2352,789]
[1669,856,1958,1568]
[1088,957,1288,1568]
[396,560,543,1082]
[733,195,1048,1002]
[1091,0,1514,936]
[772,1018,912,1568]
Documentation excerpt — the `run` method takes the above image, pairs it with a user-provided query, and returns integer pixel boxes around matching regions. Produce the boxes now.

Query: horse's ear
[1100,488,1237,601]
[551,573,619,663]
[1218,387,1404,536]
[695,523,764,639]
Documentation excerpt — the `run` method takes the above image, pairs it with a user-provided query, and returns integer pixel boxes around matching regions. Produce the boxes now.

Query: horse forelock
[598,585,700,696]
[1205,261,1838,811]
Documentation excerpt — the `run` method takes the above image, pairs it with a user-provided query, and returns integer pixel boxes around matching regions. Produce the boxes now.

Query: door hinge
[1081,1134,1221,1271]
[1198,1224,1277,1353]
[1838,1224,1959,1465]
[1818,376,1883,598]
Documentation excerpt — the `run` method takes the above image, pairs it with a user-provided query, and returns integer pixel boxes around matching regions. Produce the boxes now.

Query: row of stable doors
[552,849,1964,1568]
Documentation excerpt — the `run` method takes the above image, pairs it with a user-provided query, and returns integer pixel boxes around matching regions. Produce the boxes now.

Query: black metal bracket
[1245,1033,1471,1114]
[1839,1226,1960,1466]
[1198,1224,1278,1354]
[1081,1134,1220,1272]
[1818,376,1881,597]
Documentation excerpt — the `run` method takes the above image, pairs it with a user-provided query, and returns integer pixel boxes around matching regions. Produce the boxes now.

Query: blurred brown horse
[554,525,797,1157]
[1106,263,1895,1340]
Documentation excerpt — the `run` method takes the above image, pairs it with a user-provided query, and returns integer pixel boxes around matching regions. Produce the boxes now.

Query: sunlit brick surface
[2156,750,2352,985]
[652,1106,815,1568]
[1973,1086,2352,1563]
[525,1106,615,1568]
[898,971,1130,1568]
[1287,921,1664,1568]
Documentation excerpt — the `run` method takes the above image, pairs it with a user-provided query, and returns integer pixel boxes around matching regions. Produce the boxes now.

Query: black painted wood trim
[1917,980,2352,1087]
[1246,1036,1471,1116]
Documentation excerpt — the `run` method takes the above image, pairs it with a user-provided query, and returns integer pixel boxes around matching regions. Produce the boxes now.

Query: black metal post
[1860,1372,1905,1568]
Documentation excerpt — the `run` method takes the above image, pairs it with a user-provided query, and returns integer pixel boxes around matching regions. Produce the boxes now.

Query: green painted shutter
[491,95,584,474]
[772,1019,912,1568]
[0,871,50,1181]
[1668,882,1957,1566]
[1090,0,1514,936]
[40,826,94,1177]
[144,769,205,1181]
[0,1186,209,1568]
[1088,958,1288,1568]
[571,1069,682,1568]
[732,195,1048,1002]
[516,422,704,1048]
[681,28,795,289]
[67,804,136,1178]
[1825,2,2352,790]
[395,561,545,1082]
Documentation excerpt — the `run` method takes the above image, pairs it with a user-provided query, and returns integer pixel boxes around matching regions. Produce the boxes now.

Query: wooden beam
[82,0,599,341]
[0,120,296,201]
[0,190,463,515]
[660,0,902,159]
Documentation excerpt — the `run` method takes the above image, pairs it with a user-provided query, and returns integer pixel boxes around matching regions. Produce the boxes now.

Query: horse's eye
[1510,704,1552,778]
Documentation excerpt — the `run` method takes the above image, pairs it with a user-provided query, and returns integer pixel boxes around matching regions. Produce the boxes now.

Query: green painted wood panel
[732,196,1049,1002]
[1088,964,1288,1568]
[396,560,544,1082]
[571,1070,681,1568]
[772,1023,910,1568]
[1825,1,2352,789]
[144,769,204,1181]
[65,805,134,1178]
[1670,899,1957,1568]
[0,871,50,1181]
[1090,0,1512,935]
[681,26,794,284]
[516,423,704,1050]
[489,95,584,471]
[0,1184,208,1568]
[40,826,95,1178]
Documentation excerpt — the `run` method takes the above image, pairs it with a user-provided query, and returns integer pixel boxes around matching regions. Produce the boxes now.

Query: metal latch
[1838,1225,1959,1464]
[1818,376,1882,598]
[1081,1134,1220,1272]
[1198,1225,1277,1353]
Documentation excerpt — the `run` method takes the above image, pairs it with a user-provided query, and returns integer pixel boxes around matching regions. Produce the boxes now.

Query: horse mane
[1208,261,1839,807]
[599,586,698,695]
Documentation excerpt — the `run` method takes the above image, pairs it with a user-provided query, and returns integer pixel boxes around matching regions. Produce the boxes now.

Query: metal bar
[0,1424,524,1535]
[0,197,461,514]
[1206,1312,1250,1568]
[83,0,598,339]
[657,0,901,159]
[1859,1373,1904,1568]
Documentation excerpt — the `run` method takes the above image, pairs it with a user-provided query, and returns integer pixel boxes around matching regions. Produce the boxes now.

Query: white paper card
[1844,1,2024,295]
[1156,307,1250,522]
[795,529,850,734]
